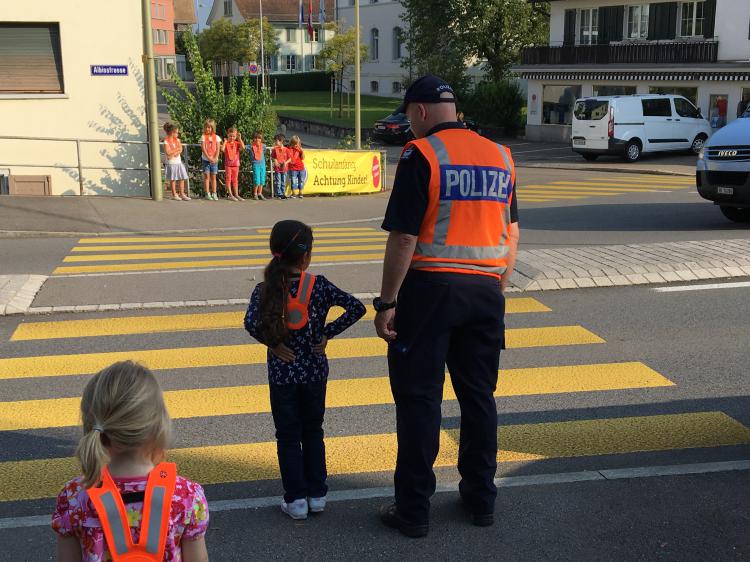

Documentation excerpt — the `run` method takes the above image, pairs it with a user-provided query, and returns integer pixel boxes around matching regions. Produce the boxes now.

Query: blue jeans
[269,380,328,502]
[274,171,287,197]
[290,170,305,192]
[201,159,218,174]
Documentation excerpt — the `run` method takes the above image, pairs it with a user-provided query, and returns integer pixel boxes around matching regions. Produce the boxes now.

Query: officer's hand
[374,309,397,342]
[270,343,295,363]
[313,336,328,355]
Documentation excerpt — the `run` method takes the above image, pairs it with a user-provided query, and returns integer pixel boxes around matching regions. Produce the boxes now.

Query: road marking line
[604,177,694,184]
[70,236,388,252]
[3,459,748,528]
[77,232,386,244]
[523,185,659,193]
[0,327,604,380]
[0,362,670,430]
[552,181,686,189]
[517,194,588,200]
[1,412,747,502]
[53,252,387,274]
[62,244,388,263]
[519,190,618,197]
[9,298,553,341]
[653,281,750,293]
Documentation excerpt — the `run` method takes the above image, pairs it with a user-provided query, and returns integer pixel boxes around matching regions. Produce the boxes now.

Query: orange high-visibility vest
[88,462,177,562]
[286,271,316,330]
[165,137,181,155]
[224,140,240,166]
[407,128,516,279]
[202,134,218,158]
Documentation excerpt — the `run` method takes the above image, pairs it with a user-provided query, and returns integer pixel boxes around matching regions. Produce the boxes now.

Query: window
[642,98,672,117]
[287,28,296,42]
[708,94,728,128]
[224,0,233,17]
[593,85,636,96]
[304,54,317,71]
[679,1,705,37]
[649,86,698,105]
[0,23,64,94]
[626,4,649,39]
[674,97,701,118]
[578,8,599,45]
[574,99,610,121]
[392,81,402,94]
[285,55,297,71]
[393,27,403,60]
[370,28,379,60]
[305,28,320,43]
[542,85,581,125]
[370,80,379,93]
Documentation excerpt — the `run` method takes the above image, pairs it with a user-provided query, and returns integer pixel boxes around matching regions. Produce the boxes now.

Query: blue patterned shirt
[244,274,366,385]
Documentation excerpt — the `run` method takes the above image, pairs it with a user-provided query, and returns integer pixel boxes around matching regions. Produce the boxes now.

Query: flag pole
[259,0,265,89]
[354,0,361,150]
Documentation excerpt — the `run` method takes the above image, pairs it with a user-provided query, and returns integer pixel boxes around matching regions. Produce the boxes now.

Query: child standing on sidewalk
[222,127,245,201]
[271,134,290,199]
[288,135,307,199]
[163,122,190,201]
[200,118,221,201]
[52,361,209,561]
[244,220,365,520]
[248,131,267,200]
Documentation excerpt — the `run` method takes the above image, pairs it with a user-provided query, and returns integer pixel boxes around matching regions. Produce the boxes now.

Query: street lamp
[354,0,361,149]
[259,0,265,89]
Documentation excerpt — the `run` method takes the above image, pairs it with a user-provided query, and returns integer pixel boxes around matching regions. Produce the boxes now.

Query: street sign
[91,65,128,76]
[247,63,259,75]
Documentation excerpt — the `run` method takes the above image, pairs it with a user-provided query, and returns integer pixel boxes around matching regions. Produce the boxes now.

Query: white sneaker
[308,496,327,513]
[281,498,308,520]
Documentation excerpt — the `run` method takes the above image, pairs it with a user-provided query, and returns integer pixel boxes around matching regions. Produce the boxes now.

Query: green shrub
[463,80,525,135]
[162,31,278,197]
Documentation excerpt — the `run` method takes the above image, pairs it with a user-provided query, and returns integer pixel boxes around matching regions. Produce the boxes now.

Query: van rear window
[574,100,609,121]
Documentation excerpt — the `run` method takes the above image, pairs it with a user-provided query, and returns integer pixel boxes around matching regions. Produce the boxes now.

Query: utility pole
[354,0,361,149]
[259,0,265,89]
[141,0,163,201]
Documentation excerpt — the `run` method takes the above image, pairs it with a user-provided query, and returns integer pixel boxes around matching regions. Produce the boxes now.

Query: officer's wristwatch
[373,297,397,312]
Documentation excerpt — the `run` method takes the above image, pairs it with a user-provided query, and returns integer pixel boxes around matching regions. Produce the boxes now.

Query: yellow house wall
[0,1,150,196]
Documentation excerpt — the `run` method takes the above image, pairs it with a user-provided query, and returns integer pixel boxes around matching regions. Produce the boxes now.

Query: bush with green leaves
[162,31,278,197]
[463,80,525,135]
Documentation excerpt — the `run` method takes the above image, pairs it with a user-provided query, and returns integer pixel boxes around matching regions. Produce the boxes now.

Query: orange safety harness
[88,462,177,561]
[286,270,316,330]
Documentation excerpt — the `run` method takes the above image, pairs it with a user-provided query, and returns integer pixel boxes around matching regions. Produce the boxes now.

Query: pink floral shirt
[52,474,209,562]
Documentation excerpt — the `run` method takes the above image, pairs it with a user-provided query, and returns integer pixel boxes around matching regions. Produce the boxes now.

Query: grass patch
[272,91,398,128]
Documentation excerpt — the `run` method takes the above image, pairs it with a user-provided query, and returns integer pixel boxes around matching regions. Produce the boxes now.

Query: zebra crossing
[517,175,695,203]
[2,294,749,506]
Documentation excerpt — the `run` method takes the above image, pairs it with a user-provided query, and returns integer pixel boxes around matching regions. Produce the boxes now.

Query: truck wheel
[623,140,641,162]
[581,154,599,161]
[720,206,750,222]
[691,134,708,155]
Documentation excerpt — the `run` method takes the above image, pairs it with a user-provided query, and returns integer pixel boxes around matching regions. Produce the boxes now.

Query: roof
[173,0,197,24]
[234,0,336,23]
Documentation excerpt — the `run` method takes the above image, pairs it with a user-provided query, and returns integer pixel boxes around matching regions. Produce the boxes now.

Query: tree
[239,17,280,71]
[318,23,368,116]
[197,17,279,72]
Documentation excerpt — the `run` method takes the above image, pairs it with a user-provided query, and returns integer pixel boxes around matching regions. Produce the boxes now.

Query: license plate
[717,187,734,195]
[573,138,585,146]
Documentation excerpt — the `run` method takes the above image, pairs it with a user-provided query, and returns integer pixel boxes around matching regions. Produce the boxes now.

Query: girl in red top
[221,127,245,201]
[200,119,221,201]
[288,135,306,199]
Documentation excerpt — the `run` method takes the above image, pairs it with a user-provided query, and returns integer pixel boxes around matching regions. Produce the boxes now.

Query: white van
[571,94,711,162]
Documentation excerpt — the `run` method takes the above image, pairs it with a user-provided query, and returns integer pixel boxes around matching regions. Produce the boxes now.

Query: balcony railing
[520,40,718,66]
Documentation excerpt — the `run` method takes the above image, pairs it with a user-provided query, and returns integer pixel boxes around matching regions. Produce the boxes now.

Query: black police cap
[395,75,457,114]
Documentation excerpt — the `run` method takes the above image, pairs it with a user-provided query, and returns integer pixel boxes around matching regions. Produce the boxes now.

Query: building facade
[0,1,149,196]
[206,0,336,74]
[152,0,177,80]
[517,0,750,142]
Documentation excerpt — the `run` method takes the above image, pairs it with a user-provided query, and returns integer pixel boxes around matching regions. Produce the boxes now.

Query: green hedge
[216,72,334,94]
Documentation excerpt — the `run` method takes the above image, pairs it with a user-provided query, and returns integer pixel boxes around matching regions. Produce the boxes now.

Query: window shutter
[599,6,624,44]
[0,23,64,93]
[563,9,576,45]
[704,0,717,38]
[648,2,678,40]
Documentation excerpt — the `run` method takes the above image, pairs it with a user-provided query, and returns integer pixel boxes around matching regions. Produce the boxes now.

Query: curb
[516,163,695,177]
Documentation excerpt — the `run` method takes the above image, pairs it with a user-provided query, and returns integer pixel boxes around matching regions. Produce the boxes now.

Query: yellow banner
[303,150,383,195]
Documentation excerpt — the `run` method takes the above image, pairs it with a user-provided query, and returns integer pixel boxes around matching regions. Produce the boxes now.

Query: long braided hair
[259,220,314,346]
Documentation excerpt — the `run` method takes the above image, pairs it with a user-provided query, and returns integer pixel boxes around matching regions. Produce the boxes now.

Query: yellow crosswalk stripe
[53,252,386,275]
[552,181,685,189]
[517,194,587,200]
[523,184,659,193]
[70,236,387,252]
[10,298,551,341]
[0,327,604,380]
[605,176,694,184]
[0,362,672,431]
[62,244,388,263]
[520,190,618,197]
[3,411,747,502]
[77,232,386,244]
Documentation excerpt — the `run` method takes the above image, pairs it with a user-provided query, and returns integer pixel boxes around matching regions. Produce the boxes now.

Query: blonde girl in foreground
[52,361,209,561]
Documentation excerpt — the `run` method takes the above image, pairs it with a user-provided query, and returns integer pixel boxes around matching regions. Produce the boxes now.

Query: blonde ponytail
[76,361,171,489]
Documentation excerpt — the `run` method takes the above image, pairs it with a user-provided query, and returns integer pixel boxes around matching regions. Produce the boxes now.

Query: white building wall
[0,1,149,196]
[715,0,750,61]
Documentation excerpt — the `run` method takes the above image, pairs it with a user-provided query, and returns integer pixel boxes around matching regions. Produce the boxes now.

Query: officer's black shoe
[379,503,429,538]
[458,496,495,527]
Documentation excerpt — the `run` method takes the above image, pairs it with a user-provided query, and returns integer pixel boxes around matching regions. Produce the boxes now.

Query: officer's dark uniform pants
[388,269,505,524]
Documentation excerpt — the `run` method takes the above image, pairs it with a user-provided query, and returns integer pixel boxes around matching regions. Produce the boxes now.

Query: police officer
[373,75,520,538]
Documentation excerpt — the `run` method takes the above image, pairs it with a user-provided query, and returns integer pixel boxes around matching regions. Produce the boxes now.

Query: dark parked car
[372,112,479,145]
